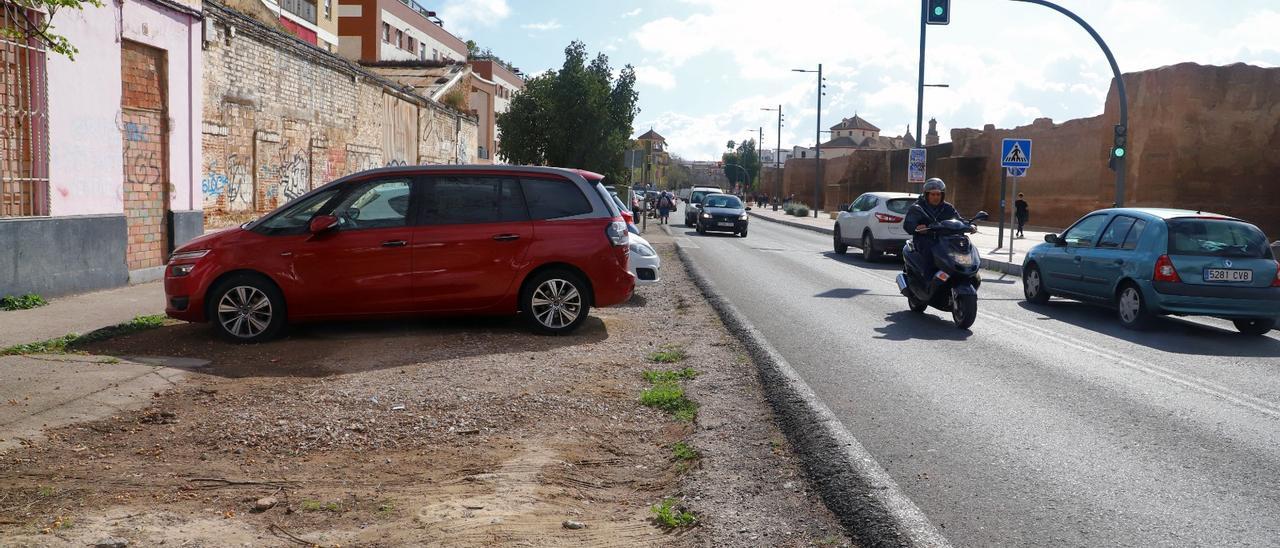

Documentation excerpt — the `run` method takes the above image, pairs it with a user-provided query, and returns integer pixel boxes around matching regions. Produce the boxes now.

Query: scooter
[895,212,989,329]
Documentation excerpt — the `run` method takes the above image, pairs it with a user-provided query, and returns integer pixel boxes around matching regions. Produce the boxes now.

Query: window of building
[432,48,438,61]
[406,37,415,53]
[396,29,403,50]
[0,6,50,218]
[419,44,426,60]
[382,23,390,42]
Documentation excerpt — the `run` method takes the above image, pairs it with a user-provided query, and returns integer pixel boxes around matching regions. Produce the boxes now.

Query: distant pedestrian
[656,190,675,225]
[1015,193,1029,239]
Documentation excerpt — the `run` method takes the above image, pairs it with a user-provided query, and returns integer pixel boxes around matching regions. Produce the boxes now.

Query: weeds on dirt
[0,314,168,356]
[651,498,697,528]
[300,500,342,512]
[642,367,697,383]
[1,293,47,311]
[647,344,688,364]
[37,485,55,497]
[672,441,699,461]
[640,383,698,422]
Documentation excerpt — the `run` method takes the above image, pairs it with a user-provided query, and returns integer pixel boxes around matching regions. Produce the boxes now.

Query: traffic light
[926,0,950,25]
[1109,124,1127,171]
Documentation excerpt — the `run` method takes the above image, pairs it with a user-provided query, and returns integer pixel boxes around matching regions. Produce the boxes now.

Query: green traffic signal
[934,6,944,16]
[1114,147,1126,158]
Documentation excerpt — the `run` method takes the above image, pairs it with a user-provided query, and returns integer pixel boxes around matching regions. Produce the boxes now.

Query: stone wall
[781,63,1280,238]
[200,0,476,224]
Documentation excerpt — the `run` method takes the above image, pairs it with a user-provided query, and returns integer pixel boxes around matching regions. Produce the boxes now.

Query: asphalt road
[671,207,1280,547]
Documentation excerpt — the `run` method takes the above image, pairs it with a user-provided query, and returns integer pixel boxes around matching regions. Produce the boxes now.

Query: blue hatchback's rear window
[1166,219,1271,258]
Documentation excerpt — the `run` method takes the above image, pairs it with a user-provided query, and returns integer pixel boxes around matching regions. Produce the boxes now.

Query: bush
[1,293,47,311]
[788,203,811,217]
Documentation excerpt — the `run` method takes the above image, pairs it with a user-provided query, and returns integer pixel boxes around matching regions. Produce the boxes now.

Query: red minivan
[165,166,634,341]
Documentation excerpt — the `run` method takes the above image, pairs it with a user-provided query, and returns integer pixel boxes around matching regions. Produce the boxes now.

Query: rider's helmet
[922,178,946,196]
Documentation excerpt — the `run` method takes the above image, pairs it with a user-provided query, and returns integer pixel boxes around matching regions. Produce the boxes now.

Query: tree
[722,139,761,190]
[465,40,478,57]
[666,155,693,190]
[726,140,736,151]
[496,41,639,183]
[0,0,104,60]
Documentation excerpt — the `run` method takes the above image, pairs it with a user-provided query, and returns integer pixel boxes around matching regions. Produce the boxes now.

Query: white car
[629,232,661,284]
[834,192,918,261]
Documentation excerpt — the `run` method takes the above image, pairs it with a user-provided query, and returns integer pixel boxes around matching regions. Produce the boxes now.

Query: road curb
[749,211,1024,277]
[675,244,951,548]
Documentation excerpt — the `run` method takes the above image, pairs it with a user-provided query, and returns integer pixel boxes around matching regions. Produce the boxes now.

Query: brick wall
[780,63,1280,237]
[201,0,477,225]
[121,41,169,270]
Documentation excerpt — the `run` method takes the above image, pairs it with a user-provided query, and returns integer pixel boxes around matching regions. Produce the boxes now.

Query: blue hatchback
[1022,208,1280,335]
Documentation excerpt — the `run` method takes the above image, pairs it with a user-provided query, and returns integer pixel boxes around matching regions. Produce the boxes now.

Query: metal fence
[0,3,48,218]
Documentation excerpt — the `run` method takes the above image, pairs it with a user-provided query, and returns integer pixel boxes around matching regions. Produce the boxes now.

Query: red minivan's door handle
[381,240,408,248]
[492,234,521,242]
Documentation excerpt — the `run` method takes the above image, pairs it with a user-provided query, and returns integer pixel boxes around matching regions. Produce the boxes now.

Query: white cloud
[622,8,642,18]
[438,0,510,35]
[630,0,1280,160]
[635,66,677,90]
[521,19,562,32]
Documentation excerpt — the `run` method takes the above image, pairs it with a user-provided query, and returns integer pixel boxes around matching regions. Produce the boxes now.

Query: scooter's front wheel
[951,291,977,329]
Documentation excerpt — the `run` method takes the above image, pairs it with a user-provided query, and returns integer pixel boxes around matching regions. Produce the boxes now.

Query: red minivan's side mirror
[309,215,339,234]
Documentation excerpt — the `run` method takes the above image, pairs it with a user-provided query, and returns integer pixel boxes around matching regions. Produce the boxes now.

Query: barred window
[0,3,49,218]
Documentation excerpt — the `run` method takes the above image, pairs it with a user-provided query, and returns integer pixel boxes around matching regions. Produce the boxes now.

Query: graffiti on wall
[280,150,309,201]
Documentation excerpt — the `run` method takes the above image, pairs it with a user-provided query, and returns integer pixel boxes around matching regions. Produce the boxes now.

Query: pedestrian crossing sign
[1001,138,1032,168]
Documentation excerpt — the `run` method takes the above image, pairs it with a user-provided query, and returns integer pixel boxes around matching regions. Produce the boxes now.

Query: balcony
[280,0,316,24]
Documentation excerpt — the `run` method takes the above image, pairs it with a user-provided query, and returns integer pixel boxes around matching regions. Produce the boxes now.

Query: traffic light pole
[1013,0,1128,206]
[915,0,927,194]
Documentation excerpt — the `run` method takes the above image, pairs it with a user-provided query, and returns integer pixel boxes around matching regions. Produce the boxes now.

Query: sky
[441,0,1280,161]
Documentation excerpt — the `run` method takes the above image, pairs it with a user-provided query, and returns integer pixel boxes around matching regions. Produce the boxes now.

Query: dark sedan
[694,194,750,237]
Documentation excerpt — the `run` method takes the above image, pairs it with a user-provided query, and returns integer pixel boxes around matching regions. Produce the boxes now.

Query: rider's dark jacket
[903,195,959,244]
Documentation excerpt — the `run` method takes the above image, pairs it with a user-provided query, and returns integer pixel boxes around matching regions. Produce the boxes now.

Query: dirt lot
[0,233,851,547]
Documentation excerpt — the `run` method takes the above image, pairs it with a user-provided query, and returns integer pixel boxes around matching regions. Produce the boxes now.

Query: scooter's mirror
[973,211,990,221]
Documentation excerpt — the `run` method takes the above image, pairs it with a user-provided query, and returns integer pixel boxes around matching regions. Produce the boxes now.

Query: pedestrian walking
[1015,193,1029,239]
[656,190,675,225]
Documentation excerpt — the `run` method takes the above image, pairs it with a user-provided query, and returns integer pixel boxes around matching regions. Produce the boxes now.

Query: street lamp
[923,83,949,88]
[761,106,783,210]
[792,65,825,217]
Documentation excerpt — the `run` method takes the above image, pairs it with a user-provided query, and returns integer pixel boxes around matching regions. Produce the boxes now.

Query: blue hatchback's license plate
[718,222,736,227]
[1204,268,1252,282]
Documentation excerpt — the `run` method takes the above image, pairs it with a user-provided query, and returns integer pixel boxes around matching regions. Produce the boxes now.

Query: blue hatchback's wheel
[1116,284,1154,330]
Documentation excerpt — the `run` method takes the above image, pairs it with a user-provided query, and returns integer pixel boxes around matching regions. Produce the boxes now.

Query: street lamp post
[793,65,825,218]
[761,106,783,210]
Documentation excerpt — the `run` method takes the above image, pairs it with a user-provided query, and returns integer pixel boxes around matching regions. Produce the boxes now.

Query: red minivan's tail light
[1272,260,1280,287]
[606,220,629,247]
[1153,255,1181,283]
[875,212,904,223]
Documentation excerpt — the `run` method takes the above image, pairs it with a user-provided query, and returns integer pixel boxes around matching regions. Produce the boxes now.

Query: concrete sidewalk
[749,207,1060,276]
[0,282,165,348]
[0,281,181,452]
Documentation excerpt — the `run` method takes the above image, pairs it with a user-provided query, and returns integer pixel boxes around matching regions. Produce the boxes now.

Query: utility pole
[761,105,783,210]
[793,64,824,217]
[915,0,928,169]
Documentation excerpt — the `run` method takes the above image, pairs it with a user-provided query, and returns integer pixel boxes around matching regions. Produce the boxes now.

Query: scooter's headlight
[951,252,974,266]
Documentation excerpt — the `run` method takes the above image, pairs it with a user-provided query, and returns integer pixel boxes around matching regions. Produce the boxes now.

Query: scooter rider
[903,178,962,276]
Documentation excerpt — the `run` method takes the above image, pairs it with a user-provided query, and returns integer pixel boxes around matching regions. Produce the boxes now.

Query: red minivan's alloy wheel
[209,274,286,343]
[523,269,590,335]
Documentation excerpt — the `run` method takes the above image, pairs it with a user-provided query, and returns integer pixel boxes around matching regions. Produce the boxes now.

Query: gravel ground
[0,234,851,547]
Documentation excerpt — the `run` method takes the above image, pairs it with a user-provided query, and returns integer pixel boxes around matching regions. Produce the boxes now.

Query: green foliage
[640,382,698,422]
[0,0,105,60]
[300,500,342,512]
[442,86,467,111]
[651,498,697,528]
[722,139,761,190]
[671,442,699,461]
[643,367,697,383]
[783,202,811,217]
[646,345,688,364]
[496,41,639,183]
[0,334,78,356]
[0,314,166,355]
[1,293,47,311]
